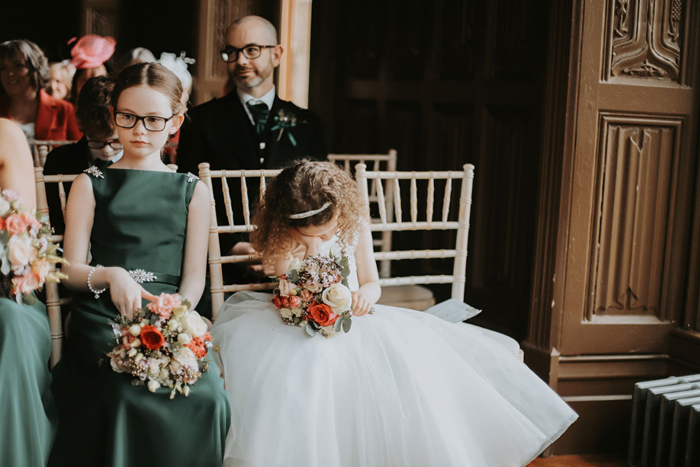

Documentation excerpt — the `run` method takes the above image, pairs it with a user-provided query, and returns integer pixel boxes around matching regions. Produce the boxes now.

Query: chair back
[31,140,75,168]
[354,163,475,301]
[198,163,281,320]
[329,150,397,277]
[34,167,78,367]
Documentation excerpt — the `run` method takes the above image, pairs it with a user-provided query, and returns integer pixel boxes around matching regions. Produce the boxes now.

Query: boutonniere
[270,109,298,147]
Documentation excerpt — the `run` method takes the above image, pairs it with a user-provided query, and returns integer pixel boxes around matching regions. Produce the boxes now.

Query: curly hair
[75,75,115,141]
[251,160,368,264]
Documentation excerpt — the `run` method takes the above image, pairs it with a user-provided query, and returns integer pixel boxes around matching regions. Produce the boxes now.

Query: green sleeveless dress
[49,168,231,467]
[0,295,56,466]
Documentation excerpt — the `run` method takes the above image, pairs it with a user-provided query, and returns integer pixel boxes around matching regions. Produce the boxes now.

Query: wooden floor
[527,454,626,467]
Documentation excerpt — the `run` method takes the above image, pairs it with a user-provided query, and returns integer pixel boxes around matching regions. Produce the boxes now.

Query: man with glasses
[44,76,123,234]
[177,15,327,267]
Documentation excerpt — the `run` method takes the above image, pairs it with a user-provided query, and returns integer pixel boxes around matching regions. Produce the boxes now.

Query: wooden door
[556,0,700,355]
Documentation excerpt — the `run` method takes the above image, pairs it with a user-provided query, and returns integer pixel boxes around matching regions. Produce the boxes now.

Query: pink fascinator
[69,35,116,69]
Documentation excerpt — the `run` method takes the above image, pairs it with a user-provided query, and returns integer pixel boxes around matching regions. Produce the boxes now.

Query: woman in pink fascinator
[69,35,116,105]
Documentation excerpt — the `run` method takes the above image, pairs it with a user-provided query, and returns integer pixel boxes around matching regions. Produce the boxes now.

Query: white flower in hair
[158,52,194,92]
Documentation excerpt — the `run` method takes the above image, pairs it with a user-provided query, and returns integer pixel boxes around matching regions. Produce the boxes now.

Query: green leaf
[334,318,343,333]
[305,322,316,337]
[342,317,352,333]
[22,293,37,305]
[181,298,192,310]
[0,230,9,244]
[288,270,299,283]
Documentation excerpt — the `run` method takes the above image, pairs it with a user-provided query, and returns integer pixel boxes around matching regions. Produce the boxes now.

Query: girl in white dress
[210,160,577,467]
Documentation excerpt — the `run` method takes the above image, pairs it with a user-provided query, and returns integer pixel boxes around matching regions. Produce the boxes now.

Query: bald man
[177,16,327,292]
[177,15,327,175]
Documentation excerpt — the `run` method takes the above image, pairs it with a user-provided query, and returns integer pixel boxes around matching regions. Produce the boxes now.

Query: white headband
[289,202,332,219]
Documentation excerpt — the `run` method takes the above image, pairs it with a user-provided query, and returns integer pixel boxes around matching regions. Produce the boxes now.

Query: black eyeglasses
[114,112,173,132]
[219,44,276,63]
[87,140,123,150]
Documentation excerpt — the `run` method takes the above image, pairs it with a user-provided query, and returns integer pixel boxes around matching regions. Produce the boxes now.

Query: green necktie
[246,101,269,135]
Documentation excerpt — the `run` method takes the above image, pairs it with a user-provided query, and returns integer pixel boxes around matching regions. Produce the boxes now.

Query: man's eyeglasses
[114,112,173,132]
[219,44,276,63]
[87,140,123,150]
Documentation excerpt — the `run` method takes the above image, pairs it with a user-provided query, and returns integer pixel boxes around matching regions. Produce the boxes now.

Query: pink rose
[7,235,32,268]
[146,293,181,319]
[5,214,28,235]
[289,295,301,309]
[278,278,293,297]
[300,289,314,302]
[12,272,42,295]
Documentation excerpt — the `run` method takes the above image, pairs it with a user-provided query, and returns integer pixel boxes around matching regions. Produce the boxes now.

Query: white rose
[7,235,32,268]
[322,283,352,313]
[129,324,142,336]
[289,258,303,271]
[280,308,294,319]
[172,305,187,319]
[167,320,179,331]
[181,311,208,338]
[147,380,161,393]
[177,333,191,345]
[110,354,124,373]
[278,279,293,297]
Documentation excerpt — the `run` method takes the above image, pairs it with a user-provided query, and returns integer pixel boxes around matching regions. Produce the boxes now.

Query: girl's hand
[106,267,156,318]
[352,290,373,316]
[291,229,323,257]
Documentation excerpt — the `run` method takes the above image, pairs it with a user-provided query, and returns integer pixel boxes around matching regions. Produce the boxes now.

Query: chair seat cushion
[377,285,435,311]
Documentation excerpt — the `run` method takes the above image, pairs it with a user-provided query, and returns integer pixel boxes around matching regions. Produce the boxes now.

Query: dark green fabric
[246,101,269,135]
[0,295,57,466]
[49,168,230,467]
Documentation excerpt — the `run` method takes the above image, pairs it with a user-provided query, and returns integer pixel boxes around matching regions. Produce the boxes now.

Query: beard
[231,62,274,90]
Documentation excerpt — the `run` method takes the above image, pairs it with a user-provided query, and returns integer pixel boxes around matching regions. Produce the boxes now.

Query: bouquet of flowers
[0,189,67,303]
[273,254,359,338]
[107,293,212,399]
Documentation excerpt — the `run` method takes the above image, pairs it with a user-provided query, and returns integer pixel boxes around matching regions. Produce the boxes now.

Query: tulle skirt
[210,292,577,467]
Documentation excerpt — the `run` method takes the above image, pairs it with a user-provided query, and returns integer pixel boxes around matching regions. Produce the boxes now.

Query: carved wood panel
[590,116,682,320]
[606,0,686,82]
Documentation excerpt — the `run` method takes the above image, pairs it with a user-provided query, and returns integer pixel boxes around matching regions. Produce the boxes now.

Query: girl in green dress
[0,119,57,466]
[49,63,230,467]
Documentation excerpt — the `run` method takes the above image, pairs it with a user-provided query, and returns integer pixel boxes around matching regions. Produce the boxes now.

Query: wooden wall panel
[591,118,682,321]
[605,0,685,83]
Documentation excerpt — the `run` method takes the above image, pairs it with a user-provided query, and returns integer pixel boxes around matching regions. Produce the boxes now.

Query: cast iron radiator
[627,375,700,467]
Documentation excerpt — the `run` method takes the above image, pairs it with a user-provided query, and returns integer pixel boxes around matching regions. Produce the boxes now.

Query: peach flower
[7,235,32,268]
[5,214,27,235]
[289,295,302,309]
[147,293,182,319]
[11,272,42,295]
[278,278,293,297]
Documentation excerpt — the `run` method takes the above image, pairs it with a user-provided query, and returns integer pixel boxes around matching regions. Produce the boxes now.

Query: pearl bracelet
[87,265,108,299]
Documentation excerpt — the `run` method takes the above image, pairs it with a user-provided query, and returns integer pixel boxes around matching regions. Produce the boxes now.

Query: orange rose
[307,301,339,327]
[140,325,165,350]
[5,214,27,235]
[273,295,284,309]
[0,217,5,230]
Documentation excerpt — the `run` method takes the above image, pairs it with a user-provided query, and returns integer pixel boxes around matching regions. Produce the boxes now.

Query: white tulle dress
[210,238,577,467]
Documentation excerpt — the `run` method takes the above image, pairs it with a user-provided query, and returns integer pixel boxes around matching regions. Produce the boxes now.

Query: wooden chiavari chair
[355,162,523,359]
[31,140,75,168]
[328,150,397,279]
[34,167,78,367]
[198,163,281,320]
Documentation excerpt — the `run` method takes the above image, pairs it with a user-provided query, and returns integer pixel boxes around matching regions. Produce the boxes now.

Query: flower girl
[49,62,230,467]
[211,160,578,467]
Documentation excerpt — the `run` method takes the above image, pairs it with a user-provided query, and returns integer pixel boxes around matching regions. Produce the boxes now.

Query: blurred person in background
[0,39,81,142]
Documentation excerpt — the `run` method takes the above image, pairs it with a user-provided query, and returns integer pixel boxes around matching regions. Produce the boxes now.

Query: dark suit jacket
[177,92,327,252]
[43,137,93,234]
[0,90,82,140]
